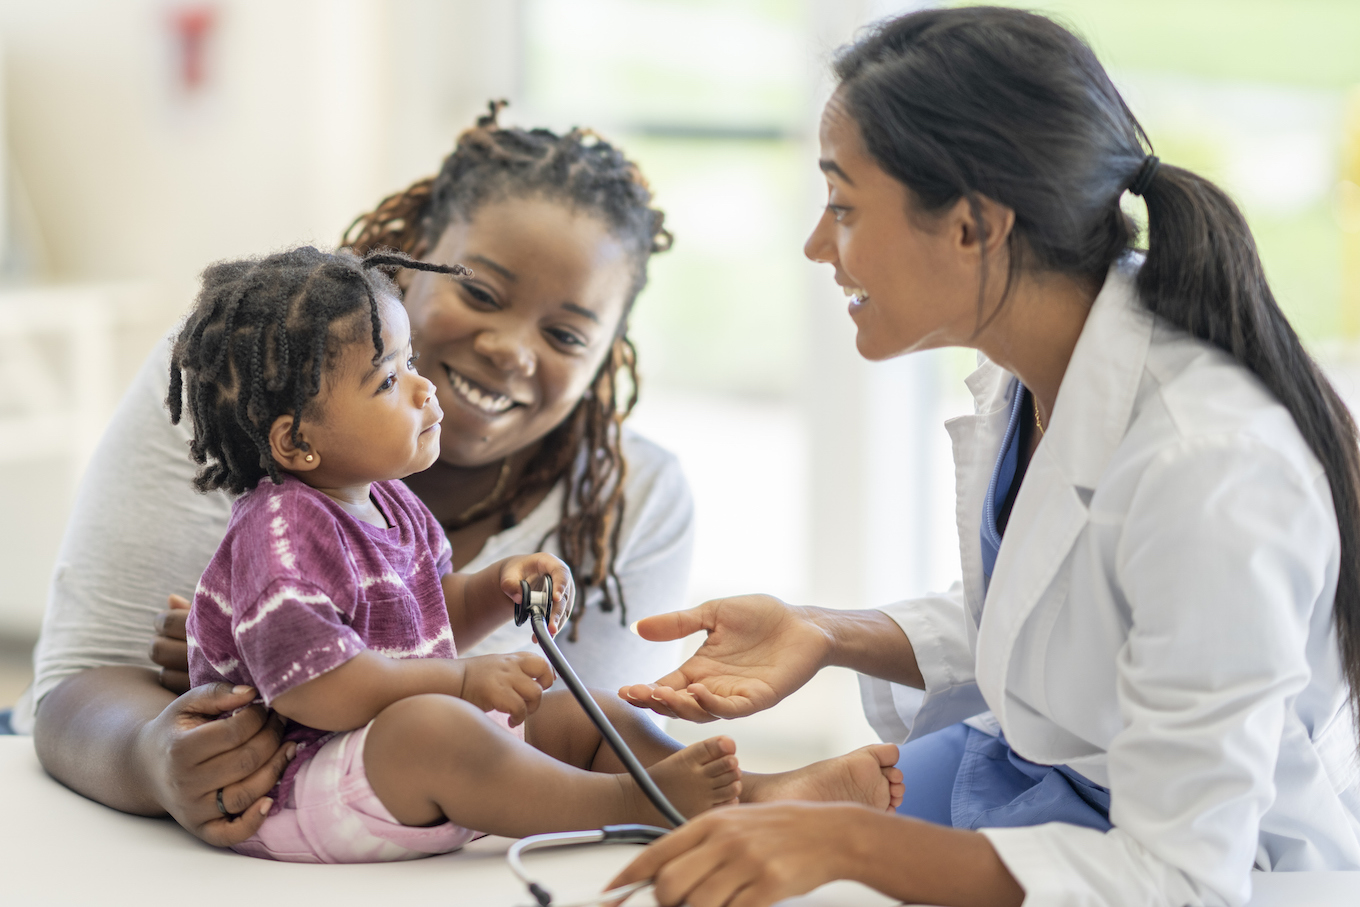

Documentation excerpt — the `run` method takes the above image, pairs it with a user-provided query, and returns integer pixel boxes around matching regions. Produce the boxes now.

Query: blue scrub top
[980,380,1030,586]
[894,378,1113,832]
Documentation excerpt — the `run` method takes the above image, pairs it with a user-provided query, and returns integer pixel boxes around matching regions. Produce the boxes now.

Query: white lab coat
[859,258,1360,906]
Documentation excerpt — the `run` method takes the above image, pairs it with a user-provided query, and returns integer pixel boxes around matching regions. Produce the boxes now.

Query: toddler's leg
[526,687,904,813]
[526,688,745,815]
[363,694,738,837]
[525,689,686,771]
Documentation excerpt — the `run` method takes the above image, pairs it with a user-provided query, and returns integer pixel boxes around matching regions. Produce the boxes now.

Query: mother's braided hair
[341,101,672,638]
[168,247,468,496]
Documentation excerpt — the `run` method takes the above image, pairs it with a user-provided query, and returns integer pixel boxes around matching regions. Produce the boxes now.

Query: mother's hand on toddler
[138,682,295,846]
[459,652,555,727]
[150,593,192,695]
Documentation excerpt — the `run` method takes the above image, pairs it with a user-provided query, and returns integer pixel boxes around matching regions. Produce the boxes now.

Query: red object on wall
[169,5,217,92]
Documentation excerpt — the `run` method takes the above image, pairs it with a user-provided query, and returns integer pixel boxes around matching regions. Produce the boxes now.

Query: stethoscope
[507,576,685,907]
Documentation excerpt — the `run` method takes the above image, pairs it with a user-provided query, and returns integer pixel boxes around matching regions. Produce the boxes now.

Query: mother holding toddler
[14,104,704,845]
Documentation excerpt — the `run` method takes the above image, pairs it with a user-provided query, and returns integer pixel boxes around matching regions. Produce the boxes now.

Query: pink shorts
[233,713,520,863]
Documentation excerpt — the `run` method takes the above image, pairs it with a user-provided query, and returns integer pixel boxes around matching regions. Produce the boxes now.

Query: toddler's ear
[268,414,320,472]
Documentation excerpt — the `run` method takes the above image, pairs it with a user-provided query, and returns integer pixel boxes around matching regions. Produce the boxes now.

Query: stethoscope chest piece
[516,577,552,627]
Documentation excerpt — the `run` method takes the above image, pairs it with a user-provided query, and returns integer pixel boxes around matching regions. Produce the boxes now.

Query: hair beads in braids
[168,247,469,496]
[343,101,672,637]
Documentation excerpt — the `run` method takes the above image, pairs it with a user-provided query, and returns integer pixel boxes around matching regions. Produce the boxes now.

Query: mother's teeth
[446,368,515,415]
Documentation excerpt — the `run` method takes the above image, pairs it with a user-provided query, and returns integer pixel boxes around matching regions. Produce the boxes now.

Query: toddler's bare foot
[742,743,904,811]
[632,736,741,821]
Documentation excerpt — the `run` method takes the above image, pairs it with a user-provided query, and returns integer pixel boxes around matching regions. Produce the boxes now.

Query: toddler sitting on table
[173,246,904,863]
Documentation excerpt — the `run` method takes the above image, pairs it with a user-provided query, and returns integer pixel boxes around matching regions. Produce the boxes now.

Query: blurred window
[522,0,810,397]
[982,0,1360,344]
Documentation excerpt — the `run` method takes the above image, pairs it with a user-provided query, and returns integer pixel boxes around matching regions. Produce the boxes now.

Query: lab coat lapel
[973,447,1090,721]
[972,261,1155,724]
[946,359,1015,630]
[1042,259,1156,492]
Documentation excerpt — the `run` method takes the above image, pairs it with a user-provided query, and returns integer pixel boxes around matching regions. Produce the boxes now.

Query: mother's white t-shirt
[12,337,694,733]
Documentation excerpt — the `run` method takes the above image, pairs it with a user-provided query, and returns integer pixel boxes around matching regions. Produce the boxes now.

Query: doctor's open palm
[618,594,830,723]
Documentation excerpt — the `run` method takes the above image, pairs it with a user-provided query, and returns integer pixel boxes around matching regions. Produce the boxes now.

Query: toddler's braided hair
[342,101,673,635]
[167,246,468,496]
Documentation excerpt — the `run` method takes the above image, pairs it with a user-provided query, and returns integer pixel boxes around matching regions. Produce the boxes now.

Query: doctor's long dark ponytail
[835,6,1360,726]
[1136,165,1360,727]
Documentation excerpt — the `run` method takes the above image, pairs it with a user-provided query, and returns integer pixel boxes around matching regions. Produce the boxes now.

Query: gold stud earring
[305,454,314,462]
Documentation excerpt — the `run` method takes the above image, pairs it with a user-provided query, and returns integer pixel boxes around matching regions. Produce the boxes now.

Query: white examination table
[2,736,1356,905]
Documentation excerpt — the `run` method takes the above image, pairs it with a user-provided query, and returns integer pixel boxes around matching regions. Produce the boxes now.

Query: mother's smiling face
[401,195,636,468]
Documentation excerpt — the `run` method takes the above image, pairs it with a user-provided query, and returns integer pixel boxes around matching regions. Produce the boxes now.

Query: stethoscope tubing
[528,608,688,828]
[509,578,682,906]
[508,827,663,907]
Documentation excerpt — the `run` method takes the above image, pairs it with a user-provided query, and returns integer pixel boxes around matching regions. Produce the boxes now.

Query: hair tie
[476,98,508,129]
[1128,155,1161,197]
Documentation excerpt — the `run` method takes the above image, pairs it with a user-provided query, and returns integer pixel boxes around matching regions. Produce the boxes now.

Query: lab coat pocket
[1314,706,1360,798]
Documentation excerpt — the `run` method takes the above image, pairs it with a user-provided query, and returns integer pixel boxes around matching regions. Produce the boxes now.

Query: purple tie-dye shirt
[187,473,454,809]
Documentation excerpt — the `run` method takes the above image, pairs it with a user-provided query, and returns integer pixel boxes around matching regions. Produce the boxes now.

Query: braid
[342,178,436,261]
[341,100,672,634]
[363,252,471,281]
[299,325,328,449]
[245,322,277,483]
[168,247,466,495]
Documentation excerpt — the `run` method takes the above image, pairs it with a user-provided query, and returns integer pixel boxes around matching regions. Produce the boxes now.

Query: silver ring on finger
[216,787,243,821]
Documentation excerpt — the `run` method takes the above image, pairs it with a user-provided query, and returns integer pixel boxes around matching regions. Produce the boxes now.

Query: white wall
[0,0,524,637]
[0,0,521,291]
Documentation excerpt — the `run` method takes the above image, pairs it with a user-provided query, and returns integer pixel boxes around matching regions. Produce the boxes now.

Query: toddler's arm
[442,553,575,647]
[270,649,554,731]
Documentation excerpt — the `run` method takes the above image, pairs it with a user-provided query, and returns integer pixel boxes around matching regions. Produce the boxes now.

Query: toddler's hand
[501,553,576,635]
[459,653,554,727]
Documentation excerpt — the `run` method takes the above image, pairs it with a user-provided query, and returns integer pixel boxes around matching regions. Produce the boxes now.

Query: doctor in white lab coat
[611,8,1360,907]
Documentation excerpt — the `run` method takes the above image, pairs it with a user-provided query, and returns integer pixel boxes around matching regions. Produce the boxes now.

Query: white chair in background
[0,283,169,640]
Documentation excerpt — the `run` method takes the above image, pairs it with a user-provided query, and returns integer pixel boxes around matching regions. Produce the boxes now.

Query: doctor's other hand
[608,802,859,907]
[618,594,832,723]
[138,682,294,847]
[150,593,192,694]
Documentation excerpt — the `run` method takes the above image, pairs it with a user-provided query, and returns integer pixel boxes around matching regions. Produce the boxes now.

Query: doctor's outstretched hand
[619,594,925,724]
[618,595,835,723]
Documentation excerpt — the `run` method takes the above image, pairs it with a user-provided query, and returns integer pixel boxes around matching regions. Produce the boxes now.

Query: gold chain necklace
[443,456,513,531]
[1033,395,1046,436]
